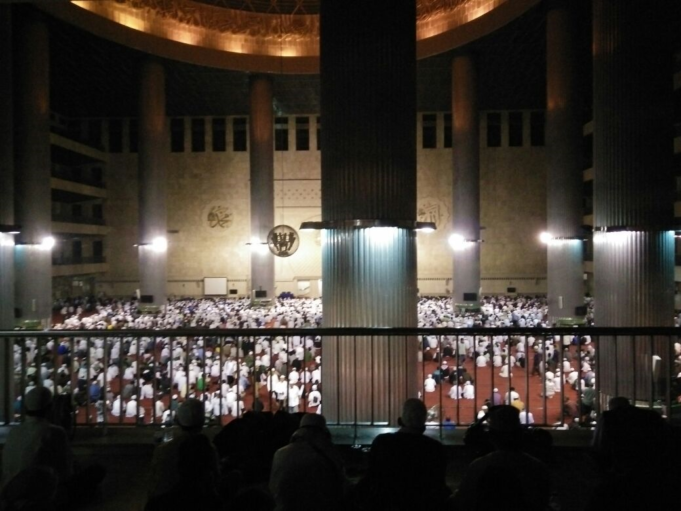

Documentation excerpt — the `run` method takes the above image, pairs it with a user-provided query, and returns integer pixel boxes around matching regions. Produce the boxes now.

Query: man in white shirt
[424,374,436,393]
[308,384,321,408]
[519,409,535,425]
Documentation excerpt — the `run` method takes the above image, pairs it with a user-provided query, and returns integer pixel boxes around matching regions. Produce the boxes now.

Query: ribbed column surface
[594,232,674,398]
[320,0,416,222]
[547,242,584,321]
[322,227,418,423]
[451,53,480,304]
[0,5,13,229]
[14,14,51,322]
[320,0,417,425]
[249,75,275,298]
[0,7,14,423]
[592,1,675,401]
[0,5,15,332]
[546,0,584,321]
[593,0,674,228]
[0,236,13,423]
[138,60,168,306]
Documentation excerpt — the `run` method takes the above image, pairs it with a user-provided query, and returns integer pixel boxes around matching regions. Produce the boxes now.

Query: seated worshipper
[145,434,223,511]
[452,405,551,511]
[424,374,437,392]
[270,413,348,511]
[356,398,451,511]
[1,386,105,508]
[148,398,220,499]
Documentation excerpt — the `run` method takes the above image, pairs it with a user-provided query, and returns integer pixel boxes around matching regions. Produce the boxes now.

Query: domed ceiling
[41,0,541,72]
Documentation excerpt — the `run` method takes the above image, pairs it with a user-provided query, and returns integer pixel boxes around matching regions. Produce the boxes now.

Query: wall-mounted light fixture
[298,220,436,231]
[539,231,589,244]
[246,237,269,254]
[134,236,168,253]
[448,233,483,251]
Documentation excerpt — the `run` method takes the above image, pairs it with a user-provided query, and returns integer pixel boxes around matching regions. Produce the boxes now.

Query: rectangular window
[486,113,501,147]
[108,119,123,153]
[129,119,138,153]
[93,240,104,260]
[508,111,523,147]
[72,204,83,218]
[583,133,593,170]
[422,113,437,149]
[170,118,185,153]
[212,118,226,152]
[233,117,247,152]
[443,113,452,148]
[191,118,205,152]
[88,119,102,148]
[67,119,82,141]
[316,116,321,150]
[275,117,289,151]
[295,117,310,151]
[530,111,545,146]
[92,203,103,220]
[91,167,103,186]
[72,240,82,262]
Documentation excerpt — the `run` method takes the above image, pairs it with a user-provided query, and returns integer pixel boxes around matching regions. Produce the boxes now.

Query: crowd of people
[3,387,677,511]
[12,294,607,429]
[4,294,681,509]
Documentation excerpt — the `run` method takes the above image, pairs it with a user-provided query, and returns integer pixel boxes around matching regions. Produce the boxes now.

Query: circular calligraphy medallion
[267,225,300,257]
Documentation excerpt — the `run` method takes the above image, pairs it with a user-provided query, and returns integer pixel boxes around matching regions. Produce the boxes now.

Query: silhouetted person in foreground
[146,434,224,511]
[356,398,450,511]
[148,398,220,500]
[452,405,550,511]
[1,386,105,509]
[587,396,677,510]
[269,413,347,511]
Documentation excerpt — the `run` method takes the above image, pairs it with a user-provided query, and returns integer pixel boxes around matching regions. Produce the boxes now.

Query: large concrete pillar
[320,0,418,424]
[249,75,275,300]
[0,5,15,424]
[14,13,52,326]
[138,60,167,307]
[593,0,675,402]
[451,53,481,307]
[546,0,585,323]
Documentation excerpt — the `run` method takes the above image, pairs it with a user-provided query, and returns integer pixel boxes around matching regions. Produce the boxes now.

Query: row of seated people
[3,386,678,511]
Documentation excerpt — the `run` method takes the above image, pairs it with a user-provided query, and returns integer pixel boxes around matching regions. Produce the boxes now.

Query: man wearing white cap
[2,386,106,507]
[148,398,219,499]
[270,413,347,511]
[2,386,73,487]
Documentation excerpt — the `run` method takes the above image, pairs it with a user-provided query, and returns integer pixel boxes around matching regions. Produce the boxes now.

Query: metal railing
[1,327,679,441]
[52,256,107,266]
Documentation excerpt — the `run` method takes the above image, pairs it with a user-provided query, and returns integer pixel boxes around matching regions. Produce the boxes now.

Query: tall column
[0,5,15,423]
[321,0,418,424]
[593,0,675,402]
[451,53,481,306]
[546,0,584,322]
[14,13,52,326]
[138,60,167,307]
[249,75,275,300]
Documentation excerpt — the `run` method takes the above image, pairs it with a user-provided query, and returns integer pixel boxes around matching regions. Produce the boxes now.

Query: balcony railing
[51,213,105,226]
[1,327,679,443]
[51,166,105,189]
[52,256,106,266]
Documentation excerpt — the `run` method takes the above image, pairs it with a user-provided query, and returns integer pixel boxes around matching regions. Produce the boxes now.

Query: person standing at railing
[2,386,105,508]
[355,398,450,511]
[148,398,219,500]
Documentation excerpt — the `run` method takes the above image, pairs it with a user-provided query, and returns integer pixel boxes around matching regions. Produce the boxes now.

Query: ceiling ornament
[51,0,539,72]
